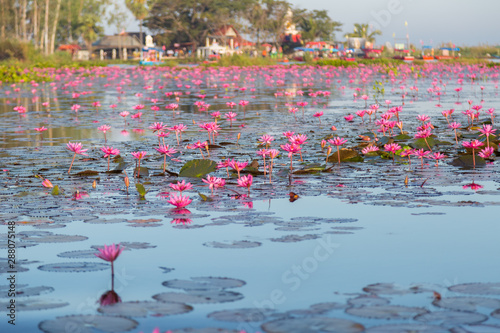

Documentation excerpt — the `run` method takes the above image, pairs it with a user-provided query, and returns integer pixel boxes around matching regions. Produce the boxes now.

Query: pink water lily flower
[66,142,88,174]
[131,151,148,177]
[101,146,120,171]
[169,180,193,194]
[95,243,123,286]
[167,193,192,208]
[237,174,253,194]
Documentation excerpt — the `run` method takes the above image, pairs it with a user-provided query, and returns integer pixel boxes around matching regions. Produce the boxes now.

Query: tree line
[0,0,358,54]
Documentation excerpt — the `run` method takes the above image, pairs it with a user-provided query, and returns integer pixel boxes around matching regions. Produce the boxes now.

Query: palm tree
[347,23,381,42]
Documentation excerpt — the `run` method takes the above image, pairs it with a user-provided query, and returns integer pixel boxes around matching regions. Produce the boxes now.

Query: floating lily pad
[0,285,54,298]
[38,262,109,272]
[415,310,487,325]
[450,155,486,167]
[363,282,431,295]
[451,325,500,332]
[153,290,244,304]
[57,250,99,259]
[39,315,138,333]
[162,277,246,291]
[449,283,500,295]
[98,301,193,317]
[75,170,99,176]
[347,295,390,307]
[346,305,428,319]
[208,308,277,322]
[179,159,217,178]
[133,166,149,177]
[203,240,261,249]
[433,297,500,312]
[0,299,68,311]
[366,324,450,333]
[20,233,88,243]
[287,302,346,316]
[327,149,360,163]
[411,137,437,149]
[169,329,241,333]
[261,317,365,333]
[270,234,319,243]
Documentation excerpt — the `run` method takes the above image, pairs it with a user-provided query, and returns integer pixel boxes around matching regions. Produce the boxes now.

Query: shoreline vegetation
[0,40,498,83]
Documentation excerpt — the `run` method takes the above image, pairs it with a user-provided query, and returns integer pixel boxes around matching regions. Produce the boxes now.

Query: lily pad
[75,170,99,176]
[433,297,500,312]
[363,282,431,295]
[153,290,244,304]
[203,240,261,249]
[169,329,241,333]
[261,317,365,333]
[270,234,319,243]
[411,137,437,149]
[327,149,360,163]
[38,262,109,272]
[0,285,54,298]
[449,282,500,295]
[208,308,277,322]
[57,250,99,259]
[415,310,487,325]
[39,315,138,333]
[179,159,217,178]
[133,166,149,177]
[450,155,486,167]
[162,277,246,291]
[347,295,390,307]
[98,301,193,317]
[366,324,450,333]
[451,325,500,332]
[287,302,346,316]
[0,299,68,311]
[346,305,428,319]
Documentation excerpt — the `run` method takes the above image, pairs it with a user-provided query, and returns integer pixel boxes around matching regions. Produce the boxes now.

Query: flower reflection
[171,218,192,225]
[463,182,483,191]
[172,208,191,215]
[132,128,145,134]
[72,190,89,200]
[121,130,129,136]
[99,290,121,306]
[156,191,170,199]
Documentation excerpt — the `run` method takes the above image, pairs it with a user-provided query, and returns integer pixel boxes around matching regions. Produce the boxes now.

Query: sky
[106,0,499,47]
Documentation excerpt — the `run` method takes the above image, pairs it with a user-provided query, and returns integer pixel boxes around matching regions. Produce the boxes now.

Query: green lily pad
[411,137,436,149]
[75,170,99,176]
[394,134,412,141]
[135,183,148,198]
[51,185,60,196]
[39,315,138,333]
[327,149,360,162]
[377,136,393,146]
[450,155,486,167]
[109,162,128,173]
[133,166,149,177]
[179,159,217,178]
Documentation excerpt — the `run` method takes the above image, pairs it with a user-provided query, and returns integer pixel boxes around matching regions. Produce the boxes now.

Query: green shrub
[0,40,29,61]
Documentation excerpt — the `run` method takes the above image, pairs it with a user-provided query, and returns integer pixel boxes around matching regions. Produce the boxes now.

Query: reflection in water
[463,181,483,190]
[99,289,122,307]
[171,218,193,225]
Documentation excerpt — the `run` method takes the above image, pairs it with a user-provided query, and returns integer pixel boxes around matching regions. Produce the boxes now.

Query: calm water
[1,63,500,332]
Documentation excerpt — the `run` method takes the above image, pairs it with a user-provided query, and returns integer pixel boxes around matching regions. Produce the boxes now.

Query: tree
[144,0,250,48]
[294,9,341,42]
[125,0,147,46]
[346,23,381,42]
